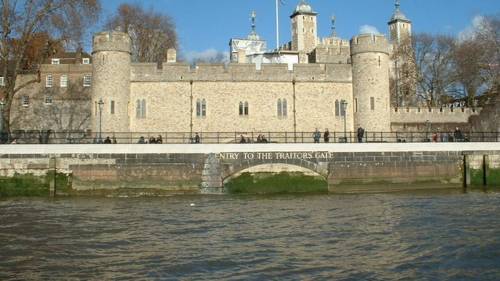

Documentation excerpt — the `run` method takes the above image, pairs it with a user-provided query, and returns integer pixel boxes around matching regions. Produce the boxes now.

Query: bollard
[49,157,56,197]
[463,155,470,189]
[483,155,489,187]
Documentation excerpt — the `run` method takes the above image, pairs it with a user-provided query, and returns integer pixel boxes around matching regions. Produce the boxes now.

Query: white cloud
[359,25,380,35]
[184,49,229,63]
[458,15,486,42]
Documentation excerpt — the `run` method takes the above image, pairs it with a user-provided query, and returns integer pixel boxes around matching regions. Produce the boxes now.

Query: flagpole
[275,0,280,50]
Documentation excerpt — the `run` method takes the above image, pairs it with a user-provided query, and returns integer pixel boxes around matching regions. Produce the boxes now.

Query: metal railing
[1,130,499,144]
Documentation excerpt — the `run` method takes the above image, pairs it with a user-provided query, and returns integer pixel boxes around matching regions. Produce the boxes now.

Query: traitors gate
[0,143,499,194]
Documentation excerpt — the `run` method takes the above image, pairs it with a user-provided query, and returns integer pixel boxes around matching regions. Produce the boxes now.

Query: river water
[1,191,500,280]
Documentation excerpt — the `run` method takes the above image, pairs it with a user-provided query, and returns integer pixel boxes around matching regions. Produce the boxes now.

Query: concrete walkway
[0,142,499,154]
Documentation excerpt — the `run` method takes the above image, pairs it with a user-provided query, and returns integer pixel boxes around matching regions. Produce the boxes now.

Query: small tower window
[83,75,92,87]
[335,100,340,116]
[136,99,147,119]
[277,99,288,117]
[44,95,53,105]
[60,75,68,88]
[370,97,375,110]
[354,98,358,113]
[46,75,53,88]
[110,100,115,115]
[51,59,60,65]
[82,58,90,64]
[196,99,206,117]
[277,99,282,117]
[21,96,29,107]
[239,101,249,116]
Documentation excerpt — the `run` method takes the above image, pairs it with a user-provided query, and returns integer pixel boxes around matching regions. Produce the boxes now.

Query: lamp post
[341,100,348,143]
[98,98,104,143]
[0,100,4,133]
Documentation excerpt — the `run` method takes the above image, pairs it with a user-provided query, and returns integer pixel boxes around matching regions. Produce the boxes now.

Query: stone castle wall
[129,81,354,134]
[391,107,481,124]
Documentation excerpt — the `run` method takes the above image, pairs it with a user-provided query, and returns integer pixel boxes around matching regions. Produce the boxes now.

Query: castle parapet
[391,107,482,124]
[130,62,353,82]
[92,31,131,54]
[350,34,390,55]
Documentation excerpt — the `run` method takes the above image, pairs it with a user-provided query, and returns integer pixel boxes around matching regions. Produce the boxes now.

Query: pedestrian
[357,127,365,143]
[240,135,246,143]
[138,136,145,144]
[103,136,112,144]
[324,129,330,143]
[454,127,463,142]
[313,129,321,143]
[194,133,200,144]
[157,135,163,144]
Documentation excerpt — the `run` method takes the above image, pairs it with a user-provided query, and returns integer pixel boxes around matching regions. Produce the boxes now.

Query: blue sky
[99,0,499,60]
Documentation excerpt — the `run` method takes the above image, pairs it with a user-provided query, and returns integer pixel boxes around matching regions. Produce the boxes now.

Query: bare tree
[412,34,457,107]
[105,3,178,63]
[453,40,485,106]
[0,0,100,134]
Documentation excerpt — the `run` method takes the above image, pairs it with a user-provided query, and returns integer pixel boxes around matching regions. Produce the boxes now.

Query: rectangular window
[51,58,60,65]
[22,96,29,107]
[110,100,115,114]
[0,76,4,86]
[46,75,53,88]
[44,95,53,105]
[354,98,358,113]
[370,97,375,110]
[95,101,98,116]
[83,75,92,87]
[82,58,90,64]
[60,75,68,88]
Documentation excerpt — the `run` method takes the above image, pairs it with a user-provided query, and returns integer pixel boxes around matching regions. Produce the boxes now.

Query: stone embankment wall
[0,144,498,196]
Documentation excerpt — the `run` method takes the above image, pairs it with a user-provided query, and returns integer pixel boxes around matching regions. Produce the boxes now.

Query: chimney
[166,49,177,63]
[237,49,247,64]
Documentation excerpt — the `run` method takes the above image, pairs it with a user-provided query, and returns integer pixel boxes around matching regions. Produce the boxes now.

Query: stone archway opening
[222,163,328,194]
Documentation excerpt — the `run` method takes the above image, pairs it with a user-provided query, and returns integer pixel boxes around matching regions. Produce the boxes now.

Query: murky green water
[1,190,500,280]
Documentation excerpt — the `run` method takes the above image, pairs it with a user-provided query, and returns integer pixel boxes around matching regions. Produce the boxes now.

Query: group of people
[239,134,269,143]
[430,128,466,142]
[137,135,163,144]
[313,127,365,143]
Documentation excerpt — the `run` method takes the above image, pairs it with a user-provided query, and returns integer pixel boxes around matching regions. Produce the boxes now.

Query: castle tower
[290,0,318,54]
[388,0,412,44]
[351,34,391,132]
[91,31,131,137]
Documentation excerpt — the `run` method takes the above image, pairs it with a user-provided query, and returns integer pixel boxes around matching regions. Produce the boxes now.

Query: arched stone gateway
[201,151,333,191]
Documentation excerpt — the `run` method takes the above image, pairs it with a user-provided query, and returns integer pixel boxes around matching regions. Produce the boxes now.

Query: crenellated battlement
[130,62,352,82]
[391,107,482,124]
[350,34,390,55]
[92,31,131,54]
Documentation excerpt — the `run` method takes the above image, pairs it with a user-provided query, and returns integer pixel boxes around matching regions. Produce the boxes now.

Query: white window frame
[21,96,29,107]
[82,58,90,64]
[83,75,92,87]
[44,95,53,105]
[60,75,68,88]
[51,58,60,65]
[46,74,53,88]
[0,76,4,86]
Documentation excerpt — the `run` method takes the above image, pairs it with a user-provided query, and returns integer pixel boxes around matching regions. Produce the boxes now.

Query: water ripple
[1,191,500,280]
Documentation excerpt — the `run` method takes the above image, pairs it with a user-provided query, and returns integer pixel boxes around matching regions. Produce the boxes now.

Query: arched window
[277,99,282,117]
[244,102,249,116]
[282,99,287,117]
[136,100,141,118]
[239,102,244,116]
[201,99,206,117]
[196,99,201,117]
[141,99,146,118]
[335,100,340,116]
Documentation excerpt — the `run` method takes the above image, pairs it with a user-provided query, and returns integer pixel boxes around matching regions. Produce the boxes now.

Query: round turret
[350,34,391,133]
[91,31,132,139]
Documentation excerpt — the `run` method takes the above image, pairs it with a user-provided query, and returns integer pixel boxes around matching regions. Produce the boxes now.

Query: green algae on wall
[470,168,500,187]
[0,173,71,197]
[224,172,328,194]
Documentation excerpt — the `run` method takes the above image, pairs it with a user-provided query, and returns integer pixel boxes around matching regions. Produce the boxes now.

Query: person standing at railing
[194,133,200,144]
[324,129,330,143]
[454,128,464,142]
[357,127,365,143]
[313,129,321,143]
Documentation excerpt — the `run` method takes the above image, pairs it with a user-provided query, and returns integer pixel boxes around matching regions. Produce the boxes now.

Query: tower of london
[83,0,479,137]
